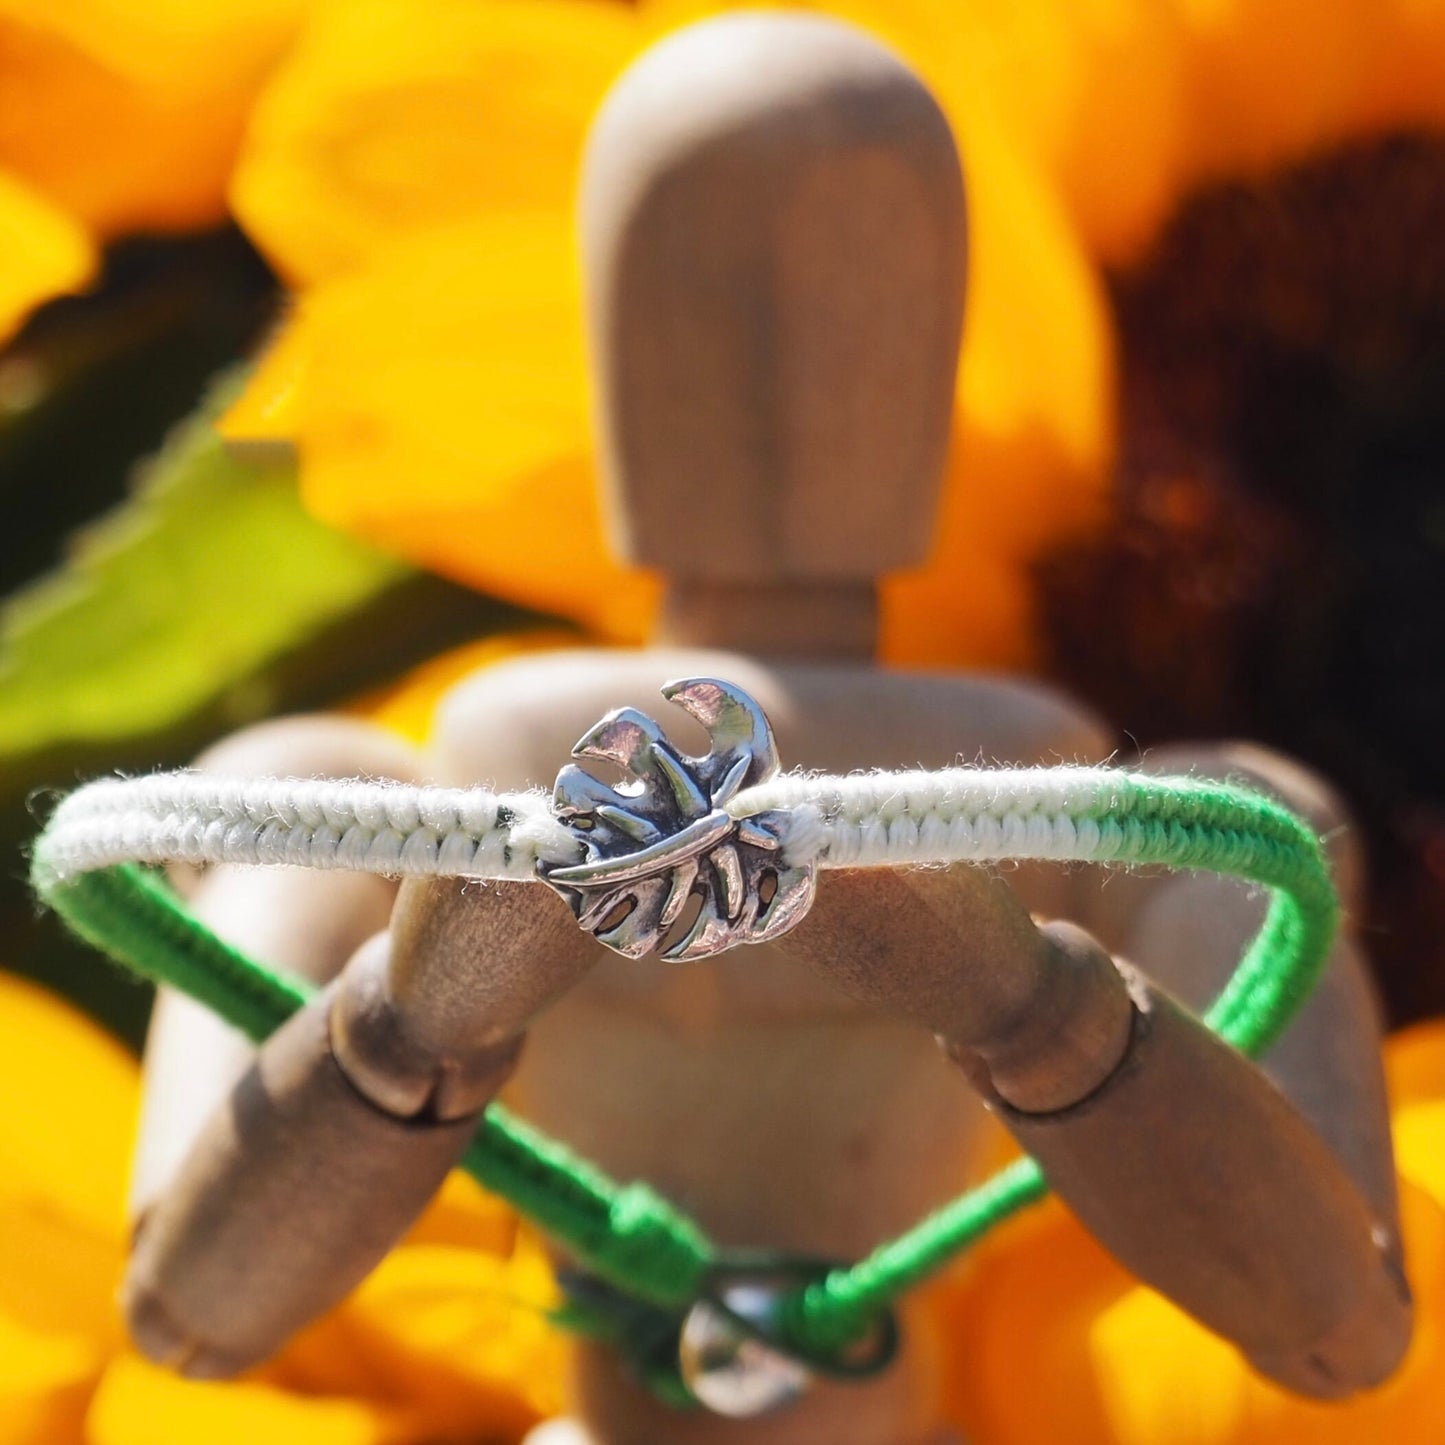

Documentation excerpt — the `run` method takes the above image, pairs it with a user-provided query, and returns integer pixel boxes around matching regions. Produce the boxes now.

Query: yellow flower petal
[232,0,642,286]
[0,1195,122,1352]
[289,217,657,638]
[0,170,95,345]
[355,630,580,745]
[263,1229,564,1438]
[1087,1290,1251,1445]
[955,0,1445,260]
[0,974,137,1238]
[401,1165,523,1258]
[882,542,1040,670]
[219,314,310,451]
[1172,0,1445,193]
[0,1310,99,1445]
[646,0,1190,265]
[0,1,303,238]
[0,976,132,1444]
[1352,0,1445,134]
[1384,1018,1445,1107]
[0,975,559,1444]
[655,0,1445,262]
[952,120,1115,487]
[1084,1179,1445,1445]
[888,123,1115,667]
[933,1027,1445,1445]
[933,1195,1134,1444]
[1388,1020,1445,1205]
[87,1354,405,1445]
[0,0,302,89]
[930,0,1190,266]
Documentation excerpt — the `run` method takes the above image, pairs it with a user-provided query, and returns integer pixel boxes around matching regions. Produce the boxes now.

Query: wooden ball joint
[122,14,1411,1444]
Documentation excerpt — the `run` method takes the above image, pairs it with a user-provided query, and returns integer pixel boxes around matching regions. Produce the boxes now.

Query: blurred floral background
[3,0,1444,1441]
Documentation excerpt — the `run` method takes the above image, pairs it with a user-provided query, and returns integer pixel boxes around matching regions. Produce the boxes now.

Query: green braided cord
[48,864,311,1040]
[458,1121,712,1308]
[32,769,1338,1373]
[43,863,714,1310]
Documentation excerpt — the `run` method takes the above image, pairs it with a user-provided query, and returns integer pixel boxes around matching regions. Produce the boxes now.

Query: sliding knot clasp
[679,1256,900,1416]
[539,678,816,960]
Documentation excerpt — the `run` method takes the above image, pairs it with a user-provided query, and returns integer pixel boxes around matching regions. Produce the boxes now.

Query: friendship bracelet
[30,677,1340,1411]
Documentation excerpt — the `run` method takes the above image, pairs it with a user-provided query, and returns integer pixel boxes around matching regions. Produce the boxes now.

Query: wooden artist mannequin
[124,15,1410,1445]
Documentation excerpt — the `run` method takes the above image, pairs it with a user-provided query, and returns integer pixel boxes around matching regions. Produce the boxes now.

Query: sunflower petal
[0,1311,101,1445]
[231,0,642,286]
[0,974,136,1237]
[86,1354,404,1445]
[0,170,94,345]
[289,217,656,638]
[0,976,131,1443]
[932,1028,1445,1445]
[883,130,1114,668]
[0,0,304,237]
[267,1238,566,1437]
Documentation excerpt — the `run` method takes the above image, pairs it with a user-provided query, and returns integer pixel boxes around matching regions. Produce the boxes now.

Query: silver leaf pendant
[540,678,817,960]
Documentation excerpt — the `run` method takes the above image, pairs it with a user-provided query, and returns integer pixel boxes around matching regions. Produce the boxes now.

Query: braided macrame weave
[31,764,1339,1374]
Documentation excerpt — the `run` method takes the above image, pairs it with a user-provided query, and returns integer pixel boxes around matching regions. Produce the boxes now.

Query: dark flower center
[1039,133,1445,1026]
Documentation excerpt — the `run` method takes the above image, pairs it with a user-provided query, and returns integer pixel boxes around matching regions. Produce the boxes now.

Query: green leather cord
[32,773,1339,1387]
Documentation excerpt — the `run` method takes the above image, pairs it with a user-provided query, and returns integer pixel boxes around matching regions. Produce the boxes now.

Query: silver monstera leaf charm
[540,678,816,960]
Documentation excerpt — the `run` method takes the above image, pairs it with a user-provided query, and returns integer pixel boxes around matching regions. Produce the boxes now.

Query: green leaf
[0,387,410,759]
[0,377,547,1048]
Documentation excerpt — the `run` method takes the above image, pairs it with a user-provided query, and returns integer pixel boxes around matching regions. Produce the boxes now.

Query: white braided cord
[741,765,1162,868]
[34,774,579,888]
[34,764,1197,891]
